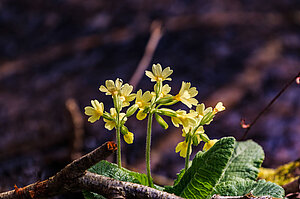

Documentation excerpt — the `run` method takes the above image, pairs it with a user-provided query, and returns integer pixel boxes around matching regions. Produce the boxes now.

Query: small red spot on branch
[240,119,250,129]
[14,184,19,192]
[296,76,300,85]
[107,141,117,151]
[14,184,24,196]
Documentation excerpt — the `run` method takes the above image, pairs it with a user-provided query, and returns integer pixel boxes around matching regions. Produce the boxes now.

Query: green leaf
[212,179,285,198]
[219,140,264,183]
[212,140,284,198]
[166,137,236,199]
[88,160,149,186]
[83,160,163,199]
[167,138,285,198]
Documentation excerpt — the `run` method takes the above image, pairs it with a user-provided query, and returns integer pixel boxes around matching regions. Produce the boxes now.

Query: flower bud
[155,113,169,129]
[102,112,114,121]
[154,81,162,96]
[113,96,122,113]
[123,131,134,144]
[200,112,214,125]
[156,96,176,105]
[126,104,138,117]
[121,125,129,135]
[156,108,177,117]
[192,135,201,146]
[199,133,209,143]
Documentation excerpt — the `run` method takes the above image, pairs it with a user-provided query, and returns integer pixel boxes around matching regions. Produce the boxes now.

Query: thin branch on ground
[129,21,163,89]
[0,141,183,199]
[0,141,117,199]
[241,71,300,140]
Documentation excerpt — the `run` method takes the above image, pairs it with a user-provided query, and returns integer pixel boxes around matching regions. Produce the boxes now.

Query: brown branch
[0,141,117,199]
[77,172,183,199]
[129,20,163,89]
[241,71,300,140]
[0,141,183,199]
[282,177,300,195]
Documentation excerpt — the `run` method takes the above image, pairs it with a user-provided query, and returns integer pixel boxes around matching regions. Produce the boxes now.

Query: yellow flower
[175,141,191,158]
[145,64,173,82]
[123,131,134,144]
[99,78,123,96]
[103,108,127,130]
[161,84,172,97]
[151,84,172,99]
[196,103,212,117]
[213,102,225,114]
[135,89,152,109]
[171,110,197,132]
[203,139,218,151]
[174,82,198,108]
[119,84,136,107]
[135,89,152,120]
[84,100,104,123]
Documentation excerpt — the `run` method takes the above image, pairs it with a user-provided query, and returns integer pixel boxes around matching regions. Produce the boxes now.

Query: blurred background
[0,0,299,198]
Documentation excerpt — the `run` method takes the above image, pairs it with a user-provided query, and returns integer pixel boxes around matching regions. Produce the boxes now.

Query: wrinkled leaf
[213,179,284,198]
[166,137,236,198]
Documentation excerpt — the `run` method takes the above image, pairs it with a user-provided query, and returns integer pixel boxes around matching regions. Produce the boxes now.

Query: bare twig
[0,141,117,199]
[0,141,183,199]
[129,21,163,89]
[66,98,85,160]
[241,71,300,140]
[77,172,182,199]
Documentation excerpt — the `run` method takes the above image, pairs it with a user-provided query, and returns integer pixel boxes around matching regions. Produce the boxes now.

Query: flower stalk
[185,134,192,171]
[146,112,154,187]
[116,110,122,168]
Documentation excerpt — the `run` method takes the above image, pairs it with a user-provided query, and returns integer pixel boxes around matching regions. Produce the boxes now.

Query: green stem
[116,110,122,168]
[185,135,192,171]
[146,112,154,187]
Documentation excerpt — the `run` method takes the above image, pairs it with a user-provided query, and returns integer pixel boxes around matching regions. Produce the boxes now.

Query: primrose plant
[84,64,225,187]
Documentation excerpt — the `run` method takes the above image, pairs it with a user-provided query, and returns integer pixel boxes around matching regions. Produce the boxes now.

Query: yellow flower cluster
[84,63,226,161]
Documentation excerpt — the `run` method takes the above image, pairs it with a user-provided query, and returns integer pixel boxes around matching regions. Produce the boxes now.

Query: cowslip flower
[196,103,212,117]
[213,102,225,114]
[174,82,198,108]
[145,64,173,82]
[175,141,191,158]
[103,108,127,130]
[135,89,152,120]
[99,78,123,96]
[84,100,104,123]
[123,131,134,144]
[203,139,218,151]
[171,110,197,132]
[119,84,136,107]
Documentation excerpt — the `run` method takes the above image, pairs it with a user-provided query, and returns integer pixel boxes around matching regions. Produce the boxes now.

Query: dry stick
[0,141,117,199]
[77,172,183,199]
[0,141,183,199]
[66,98,85,160]
[129,21,163,89]
[241,71,300,140]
